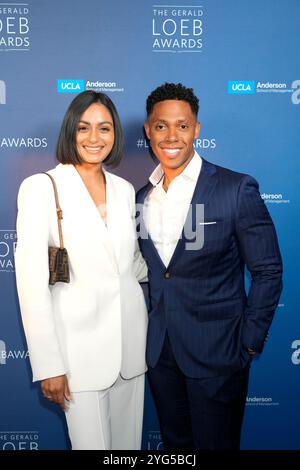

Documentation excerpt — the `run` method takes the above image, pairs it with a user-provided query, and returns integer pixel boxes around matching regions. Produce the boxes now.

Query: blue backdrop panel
[0,0,299,450]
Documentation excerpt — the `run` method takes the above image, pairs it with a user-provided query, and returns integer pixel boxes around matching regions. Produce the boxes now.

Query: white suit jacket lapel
[105,171,122,267]
[55,164,119,273]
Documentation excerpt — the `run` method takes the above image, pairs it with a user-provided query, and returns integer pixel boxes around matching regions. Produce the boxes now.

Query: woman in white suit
[15,91,148,450]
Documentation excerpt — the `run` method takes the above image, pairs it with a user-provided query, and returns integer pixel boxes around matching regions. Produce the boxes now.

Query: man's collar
[149,151,202,187]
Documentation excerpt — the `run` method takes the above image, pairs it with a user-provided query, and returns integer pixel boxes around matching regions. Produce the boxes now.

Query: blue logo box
[57,79,85,93]
[228,81,255,94]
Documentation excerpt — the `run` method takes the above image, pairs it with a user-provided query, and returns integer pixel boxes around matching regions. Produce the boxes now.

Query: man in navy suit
[136,83,283,450]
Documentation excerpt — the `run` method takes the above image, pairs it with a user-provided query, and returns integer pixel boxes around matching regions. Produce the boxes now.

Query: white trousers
[65,374,145,450]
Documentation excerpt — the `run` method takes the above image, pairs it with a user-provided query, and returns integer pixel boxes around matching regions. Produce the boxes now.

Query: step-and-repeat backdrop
[0,0,299,450]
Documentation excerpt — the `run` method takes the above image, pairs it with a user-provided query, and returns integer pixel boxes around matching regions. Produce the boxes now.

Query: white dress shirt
[144,152,202,267]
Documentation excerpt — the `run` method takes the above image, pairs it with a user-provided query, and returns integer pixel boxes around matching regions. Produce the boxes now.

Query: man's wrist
[247,348,256,357]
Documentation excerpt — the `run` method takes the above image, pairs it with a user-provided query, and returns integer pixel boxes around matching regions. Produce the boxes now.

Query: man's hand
[41,375,71,411]
[247,348,256,357]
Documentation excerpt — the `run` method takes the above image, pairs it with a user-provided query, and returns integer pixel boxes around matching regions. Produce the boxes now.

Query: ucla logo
[228,81,255,94]
[0,80,6,104]
[57,79,84,93]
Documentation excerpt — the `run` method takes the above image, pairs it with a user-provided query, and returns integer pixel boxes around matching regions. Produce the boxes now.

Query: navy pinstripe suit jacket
[136,158,283,379]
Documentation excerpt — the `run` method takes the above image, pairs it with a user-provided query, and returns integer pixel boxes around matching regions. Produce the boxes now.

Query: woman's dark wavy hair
[56,90,123,167]
[146,82,199,117]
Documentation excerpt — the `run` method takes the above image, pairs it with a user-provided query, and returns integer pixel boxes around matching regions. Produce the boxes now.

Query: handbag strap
[42,172,65,249]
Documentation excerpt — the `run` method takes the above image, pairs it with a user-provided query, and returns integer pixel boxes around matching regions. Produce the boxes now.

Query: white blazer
[15,163,148,392]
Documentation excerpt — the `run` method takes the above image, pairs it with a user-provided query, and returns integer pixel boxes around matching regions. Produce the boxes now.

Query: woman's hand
[41,374,71,411]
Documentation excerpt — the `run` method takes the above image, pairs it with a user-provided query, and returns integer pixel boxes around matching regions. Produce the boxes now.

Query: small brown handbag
[43,173,70,285]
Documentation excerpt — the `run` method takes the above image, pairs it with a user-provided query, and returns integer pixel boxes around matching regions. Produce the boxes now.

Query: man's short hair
[146,83,199,117]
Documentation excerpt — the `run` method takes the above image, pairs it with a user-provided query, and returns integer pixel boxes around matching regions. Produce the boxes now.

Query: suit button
[164,272,171,279]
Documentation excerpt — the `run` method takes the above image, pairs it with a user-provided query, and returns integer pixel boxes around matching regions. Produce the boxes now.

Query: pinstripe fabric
[137,158,283,382]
